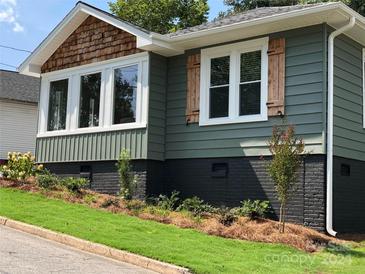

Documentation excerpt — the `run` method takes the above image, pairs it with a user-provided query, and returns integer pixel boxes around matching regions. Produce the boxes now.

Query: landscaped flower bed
[0,176,342,253]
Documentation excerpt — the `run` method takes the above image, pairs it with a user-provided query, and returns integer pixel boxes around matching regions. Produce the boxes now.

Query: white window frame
[199,37,269,126]
[363,48,365,128]
[37,52,149,137]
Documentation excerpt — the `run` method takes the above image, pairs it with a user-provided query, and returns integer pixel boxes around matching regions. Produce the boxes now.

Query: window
[239,51,261,116]
[38,53,149,137]
[113,65,138,124]
[209,56,230,118]
[79,72,101,128]
[47,79,68,131]
[200,37,268,126]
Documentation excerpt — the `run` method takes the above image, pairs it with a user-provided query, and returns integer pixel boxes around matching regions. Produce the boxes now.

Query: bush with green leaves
[0,152,43,181]
[116,149,137,200]
[156,190,180,211]
[36,170,59,189]
[177,196,214,217]
[217,207,237,226]
[268,123,304,233]
[234,199,271,220]
[101,197,120,208]
[60,177,89,193]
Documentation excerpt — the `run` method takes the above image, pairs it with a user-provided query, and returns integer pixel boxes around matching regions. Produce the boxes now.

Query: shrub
[61,177,89,193]
[116,149,137,200]
[217,207,237,226]
[0,152,43,181]
[125,199,146,211]
[156,191,180,211]
[36,170,59,189]
[84,194,98,204]
[101,197,120,208]
[268,123,304,232]
[177,196,214,217]
[235,199,271,220]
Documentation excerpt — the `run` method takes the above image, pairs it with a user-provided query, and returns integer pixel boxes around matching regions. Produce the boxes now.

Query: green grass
[0,188,364,274]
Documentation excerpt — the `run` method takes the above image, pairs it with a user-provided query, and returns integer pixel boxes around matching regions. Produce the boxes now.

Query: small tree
[267,124,304,233]
[116,149,137,200]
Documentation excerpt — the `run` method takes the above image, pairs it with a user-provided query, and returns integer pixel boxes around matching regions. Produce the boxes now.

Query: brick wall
[44,155,327,232]
[164,155,326,231]
[41,16,143,73]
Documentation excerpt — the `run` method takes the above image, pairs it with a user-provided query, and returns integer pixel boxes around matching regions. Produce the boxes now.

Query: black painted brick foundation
[333,156,365,233]
[164,155,326,231]
[44,155,327,232]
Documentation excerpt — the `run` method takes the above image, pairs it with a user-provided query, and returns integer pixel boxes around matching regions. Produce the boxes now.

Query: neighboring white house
[0,69,40,160]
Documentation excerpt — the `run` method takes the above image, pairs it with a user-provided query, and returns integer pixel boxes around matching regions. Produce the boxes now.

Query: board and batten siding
[164,25,326,159]
[36,128,147,163]
[333,33,365,161]
[0,100,38,159]
[147,53,167,161]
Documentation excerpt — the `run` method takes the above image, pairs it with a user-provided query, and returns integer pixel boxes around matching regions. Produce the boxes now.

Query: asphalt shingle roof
[166,4,326,37]
[0,70,40,103]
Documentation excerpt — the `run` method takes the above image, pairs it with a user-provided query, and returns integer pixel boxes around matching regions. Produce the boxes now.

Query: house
[0,70,40,161]
[19,1,365,234]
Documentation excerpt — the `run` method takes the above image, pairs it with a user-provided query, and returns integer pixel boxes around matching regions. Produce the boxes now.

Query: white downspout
[327,17,356,237]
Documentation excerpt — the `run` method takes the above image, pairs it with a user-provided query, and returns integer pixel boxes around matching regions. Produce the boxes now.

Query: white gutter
[326,16,356,237]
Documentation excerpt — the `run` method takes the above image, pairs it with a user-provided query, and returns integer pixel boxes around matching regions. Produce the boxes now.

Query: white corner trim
[199,37,269,126]
[327,17,356,237]
[38,53,149,138]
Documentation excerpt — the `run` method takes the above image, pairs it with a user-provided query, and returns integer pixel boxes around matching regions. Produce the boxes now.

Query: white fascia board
[18,4,87,75]
[18,2,182,76]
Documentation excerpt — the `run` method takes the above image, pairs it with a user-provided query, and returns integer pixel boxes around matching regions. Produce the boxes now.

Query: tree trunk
[279,202,286,233]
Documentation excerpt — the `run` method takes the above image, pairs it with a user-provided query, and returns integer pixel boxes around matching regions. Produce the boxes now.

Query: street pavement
[0,225,157,274]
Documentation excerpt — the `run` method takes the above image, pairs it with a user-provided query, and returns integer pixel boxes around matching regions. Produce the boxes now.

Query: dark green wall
[147,53,167,161]
[333,32,365,161]
[36,128,147,163]
[163,25,327,159]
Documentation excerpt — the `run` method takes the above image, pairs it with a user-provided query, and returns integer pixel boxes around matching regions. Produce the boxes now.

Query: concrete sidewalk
[0,225,157,274]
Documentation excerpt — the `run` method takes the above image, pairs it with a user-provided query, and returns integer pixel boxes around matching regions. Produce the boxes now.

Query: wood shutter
[267,38,286,117]
[186,54,200,124]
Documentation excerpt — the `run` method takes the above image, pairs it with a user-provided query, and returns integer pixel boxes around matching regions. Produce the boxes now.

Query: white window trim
[199,37,269,126]
[37,52,149,137]
[363,48,365,128]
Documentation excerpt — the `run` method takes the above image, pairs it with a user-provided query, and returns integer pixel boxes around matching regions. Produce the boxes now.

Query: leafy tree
[219,0,365,17]
[267,124,304,233]
[109,0,209,34]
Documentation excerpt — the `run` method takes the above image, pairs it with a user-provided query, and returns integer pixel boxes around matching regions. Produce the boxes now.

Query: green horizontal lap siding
[36,129,147,163]
[147,53,167,161]
[333,34,365,161]
[165,25,326,159]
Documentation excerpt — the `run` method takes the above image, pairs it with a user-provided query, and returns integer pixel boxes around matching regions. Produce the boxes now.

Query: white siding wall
[0,100,38,159]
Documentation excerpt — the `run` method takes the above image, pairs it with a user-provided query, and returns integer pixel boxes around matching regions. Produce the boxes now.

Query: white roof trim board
[19,1,365,76]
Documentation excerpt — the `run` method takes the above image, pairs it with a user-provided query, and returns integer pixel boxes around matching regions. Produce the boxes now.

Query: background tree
[109,0,209,34]
[267,124,304,233]
[219,0,365,18]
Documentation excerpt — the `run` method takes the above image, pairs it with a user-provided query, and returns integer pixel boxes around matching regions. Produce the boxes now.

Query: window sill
[37,123,147,138]
[199,114,268,126]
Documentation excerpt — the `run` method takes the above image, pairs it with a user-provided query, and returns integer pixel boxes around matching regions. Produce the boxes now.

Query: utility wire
[0,44,32,53]
[0,62,18,69]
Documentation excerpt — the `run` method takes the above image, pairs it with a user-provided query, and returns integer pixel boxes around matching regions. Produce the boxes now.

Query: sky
[0,0,227,71]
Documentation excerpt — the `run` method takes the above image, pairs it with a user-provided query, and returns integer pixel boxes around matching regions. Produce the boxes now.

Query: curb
[0,216,191,274]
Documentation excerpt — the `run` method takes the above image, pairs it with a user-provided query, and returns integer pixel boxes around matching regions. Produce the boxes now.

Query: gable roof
[0,70,40,103]
[168,4,325,37]
[19,1,365,76]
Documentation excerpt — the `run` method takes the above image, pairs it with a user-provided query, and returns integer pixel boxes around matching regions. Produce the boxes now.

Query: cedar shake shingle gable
[41,16,143,73]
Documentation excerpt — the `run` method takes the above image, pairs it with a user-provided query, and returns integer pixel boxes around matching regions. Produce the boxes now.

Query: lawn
[0,187,364,274]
